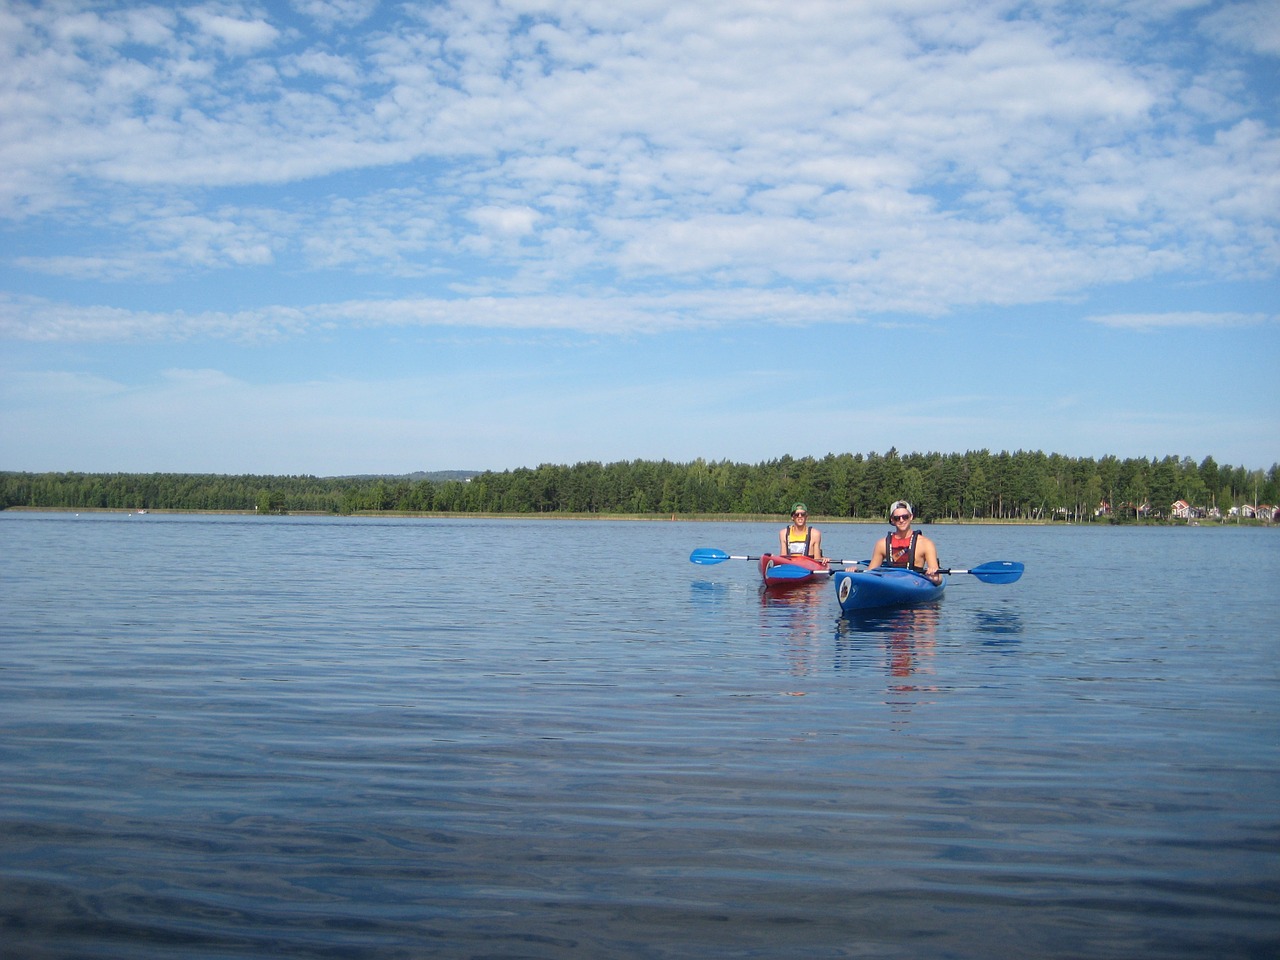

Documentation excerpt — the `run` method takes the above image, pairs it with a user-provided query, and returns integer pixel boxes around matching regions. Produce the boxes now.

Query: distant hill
[407,470,480,483]
[332,470,480,483]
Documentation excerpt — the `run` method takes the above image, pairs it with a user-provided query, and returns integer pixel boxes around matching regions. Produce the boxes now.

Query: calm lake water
[1,512,1277,959]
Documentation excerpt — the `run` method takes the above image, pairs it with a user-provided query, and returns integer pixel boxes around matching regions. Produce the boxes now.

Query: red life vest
[884,530,920,569]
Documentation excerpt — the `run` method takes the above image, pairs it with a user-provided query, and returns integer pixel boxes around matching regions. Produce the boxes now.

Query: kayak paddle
[690,548,866,566]
[823,561,1023,583]
[690,548,763,564]
[936,561,1023,583]
[765,563,833,579]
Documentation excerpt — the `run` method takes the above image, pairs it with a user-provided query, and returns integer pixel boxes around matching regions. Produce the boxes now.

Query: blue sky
[1,0,1277,476]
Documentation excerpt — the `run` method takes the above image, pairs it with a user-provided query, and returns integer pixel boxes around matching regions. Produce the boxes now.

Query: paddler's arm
[919,536,943,584]
[810,528,826,564]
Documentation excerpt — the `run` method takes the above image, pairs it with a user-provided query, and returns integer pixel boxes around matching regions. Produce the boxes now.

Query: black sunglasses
[891,513,911,521]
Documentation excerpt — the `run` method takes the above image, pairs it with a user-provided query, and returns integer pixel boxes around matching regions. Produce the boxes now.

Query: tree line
[3,450,1276,521]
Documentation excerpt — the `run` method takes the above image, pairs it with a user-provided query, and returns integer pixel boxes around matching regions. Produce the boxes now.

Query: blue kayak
[833,567,946,613]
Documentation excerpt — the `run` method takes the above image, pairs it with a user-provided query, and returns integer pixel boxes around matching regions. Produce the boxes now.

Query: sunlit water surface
[2,513,1277,959]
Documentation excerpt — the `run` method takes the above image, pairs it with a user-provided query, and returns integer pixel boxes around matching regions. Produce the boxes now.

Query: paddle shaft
[692,549,1021,583]
[771,560,1023,583]
[690,546,863,566]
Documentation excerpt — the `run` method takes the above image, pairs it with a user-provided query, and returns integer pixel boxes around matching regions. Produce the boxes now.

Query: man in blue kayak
[865,500,942,584]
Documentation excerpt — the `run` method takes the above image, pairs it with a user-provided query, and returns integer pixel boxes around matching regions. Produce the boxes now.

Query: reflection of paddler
[886,606,939,682]
[760,575,828,679]
[760,583,829,608]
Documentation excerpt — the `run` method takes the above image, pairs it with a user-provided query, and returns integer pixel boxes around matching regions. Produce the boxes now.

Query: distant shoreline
[6,505,1269,527]
[4,505,1026,523]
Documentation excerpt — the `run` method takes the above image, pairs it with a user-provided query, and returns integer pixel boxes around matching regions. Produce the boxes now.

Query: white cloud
[290,0,380,30]
[465,204,541,249]
[119,7,178,47]
[0,0,1275,331]
[1201,0,1280,57]
[0,288,869,343]
[182,8,280,56]
[13,201,290,279]
[280,49,364,85]
[0,294,309,343]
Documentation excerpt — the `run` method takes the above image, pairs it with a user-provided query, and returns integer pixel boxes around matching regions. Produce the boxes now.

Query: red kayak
[758,554,831,588]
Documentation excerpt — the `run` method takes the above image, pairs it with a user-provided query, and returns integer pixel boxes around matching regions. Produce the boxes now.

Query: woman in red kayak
[865,500,942,584]
[778,503,826,564]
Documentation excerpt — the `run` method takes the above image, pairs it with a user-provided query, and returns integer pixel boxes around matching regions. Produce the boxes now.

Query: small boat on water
[832,567,946,613]
[758,553,831,588]
[690,547,1021,610]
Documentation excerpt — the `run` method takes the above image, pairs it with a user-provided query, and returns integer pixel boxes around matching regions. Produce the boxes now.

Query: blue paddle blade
[689,548,731,565]
[967,561,1023,583]
[767,564,816,579]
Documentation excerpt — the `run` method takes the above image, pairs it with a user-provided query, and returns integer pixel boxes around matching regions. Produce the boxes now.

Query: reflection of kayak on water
[833,567,946,613]
[757,553,830,588]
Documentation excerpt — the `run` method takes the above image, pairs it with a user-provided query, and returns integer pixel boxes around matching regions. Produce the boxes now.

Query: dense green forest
[3,450,1277,522]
